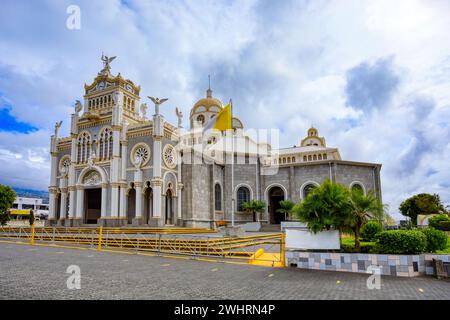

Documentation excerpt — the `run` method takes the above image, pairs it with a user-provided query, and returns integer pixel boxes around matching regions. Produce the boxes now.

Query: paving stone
[0,243,449,300]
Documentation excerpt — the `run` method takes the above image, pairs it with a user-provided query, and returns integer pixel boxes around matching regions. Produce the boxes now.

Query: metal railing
[0,225,284,266]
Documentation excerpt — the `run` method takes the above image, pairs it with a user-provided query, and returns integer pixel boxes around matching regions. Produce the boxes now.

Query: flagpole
[230,98,235,227]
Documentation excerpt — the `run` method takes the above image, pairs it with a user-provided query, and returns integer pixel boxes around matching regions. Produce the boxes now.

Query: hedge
[361,221,383,241]
[419,228,448,252]
[428,214,450,229]
[375,230,427,254]
[437,221,450,231]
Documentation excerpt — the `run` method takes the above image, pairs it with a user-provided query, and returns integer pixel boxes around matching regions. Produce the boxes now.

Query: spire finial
[206,75,212,98]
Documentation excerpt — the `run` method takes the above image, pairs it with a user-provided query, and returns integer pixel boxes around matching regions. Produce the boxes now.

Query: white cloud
[0,0,449,219]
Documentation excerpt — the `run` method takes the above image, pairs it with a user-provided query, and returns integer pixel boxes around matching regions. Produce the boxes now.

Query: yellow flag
[204,103,232,132]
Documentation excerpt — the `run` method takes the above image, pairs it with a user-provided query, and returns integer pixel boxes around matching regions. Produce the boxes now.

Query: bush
[419,228,448,252]
[428,214,450,229]
[438,221,450,231]
[361,221,383,241]
[0,212,10,226]
[375,230,427,254]
[341,242,377,253]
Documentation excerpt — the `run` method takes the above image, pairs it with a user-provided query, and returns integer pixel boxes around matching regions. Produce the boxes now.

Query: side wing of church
[47,58,382,228]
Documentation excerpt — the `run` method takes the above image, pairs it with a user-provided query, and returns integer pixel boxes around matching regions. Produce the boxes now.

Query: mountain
[13,187,49,201]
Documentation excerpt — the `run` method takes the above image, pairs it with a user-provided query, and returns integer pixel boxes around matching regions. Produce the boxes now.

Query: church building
[47,57,382,228]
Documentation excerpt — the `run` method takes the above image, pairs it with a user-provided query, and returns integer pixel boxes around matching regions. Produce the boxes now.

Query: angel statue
[140,103,148,118]
[100,53,116,75]
[175,107,183,128]
[134,153,143,170]
[87,150,96,169]
[54,121,62,137]
[74,100,82,114]
[147,96,168,115]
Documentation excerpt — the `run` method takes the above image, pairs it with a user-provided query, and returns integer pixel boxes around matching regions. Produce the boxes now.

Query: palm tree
[348,188,385,252]
[293,179,352,233]
[242,200,266,222]
[276,200,295,221]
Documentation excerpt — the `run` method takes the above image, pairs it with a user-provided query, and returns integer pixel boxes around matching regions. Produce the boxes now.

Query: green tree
[28,209,35,226]
[347,188,385,251]
[293,180,352,233]
[399,193,446,226]
[242,200,266,222]
[276,200,295,221]
[0,184,16,226]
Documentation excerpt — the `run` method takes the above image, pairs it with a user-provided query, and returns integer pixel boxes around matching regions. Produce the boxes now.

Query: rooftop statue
[100,53,116,75]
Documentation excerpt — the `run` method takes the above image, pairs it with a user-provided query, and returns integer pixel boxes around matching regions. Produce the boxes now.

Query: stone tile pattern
[2,243,450,300]
[286,251,450,277]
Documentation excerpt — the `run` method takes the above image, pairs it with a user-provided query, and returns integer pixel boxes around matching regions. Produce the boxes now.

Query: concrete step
[260,224,281,232]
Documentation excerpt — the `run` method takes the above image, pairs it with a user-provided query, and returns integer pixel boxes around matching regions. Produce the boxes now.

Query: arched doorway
[144,182,153,224]
[165,189,173,225]
[268,187,285,224]
[127,186,136,225]
[85,188,101,224]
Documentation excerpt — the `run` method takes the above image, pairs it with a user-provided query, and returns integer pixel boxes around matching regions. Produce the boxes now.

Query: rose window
[130,143,151,167]
[163,145,177,169]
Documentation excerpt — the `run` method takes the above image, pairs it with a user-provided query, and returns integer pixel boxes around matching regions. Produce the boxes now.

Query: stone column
[68,112,78,226]
[48,188,57,222]
[119,183,127,219]
[110,126,121,218]
[134,181,142,222]
[101,183,108,218]
[68,186,76,219]
[151,132,163,226]
[118,122,128,225]
[132,163,143,225]
[60,188,68,220]
[75,185,84,226]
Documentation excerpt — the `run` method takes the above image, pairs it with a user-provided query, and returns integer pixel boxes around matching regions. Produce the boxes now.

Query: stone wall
[286,250,450,277]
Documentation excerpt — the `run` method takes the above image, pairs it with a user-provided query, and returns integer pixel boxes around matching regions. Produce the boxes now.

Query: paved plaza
[0,242,449,300]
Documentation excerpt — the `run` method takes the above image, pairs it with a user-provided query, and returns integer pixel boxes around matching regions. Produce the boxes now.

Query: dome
[190,87,223,117]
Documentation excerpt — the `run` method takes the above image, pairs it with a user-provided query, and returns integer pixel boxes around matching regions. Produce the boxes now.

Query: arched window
[77,132,91,163]
[236,186,250,211]
[302,183,317,199]
[98,127,113,161]
[215,184,222,211]
[351,183,364,195]
[196,114,205,125]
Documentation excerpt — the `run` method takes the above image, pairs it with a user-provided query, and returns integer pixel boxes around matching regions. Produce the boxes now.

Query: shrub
[0,212,10,226]
[341,242,377,253]
[361,221,383,241]
[428,214,450,229]
[375,230,427,254]
[438,221,450,231]
[419,228,448,252]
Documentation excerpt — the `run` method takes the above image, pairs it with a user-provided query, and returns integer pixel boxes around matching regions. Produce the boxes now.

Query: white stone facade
[47,59,382,228]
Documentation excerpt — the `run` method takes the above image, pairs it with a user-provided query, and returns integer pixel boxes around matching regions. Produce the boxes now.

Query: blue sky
[0,0,449,219]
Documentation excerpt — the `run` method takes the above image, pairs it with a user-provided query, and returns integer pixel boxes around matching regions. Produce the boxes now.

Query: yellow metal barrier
[98,226,103,251]
[31,223,35,245]
[0,226,284,267]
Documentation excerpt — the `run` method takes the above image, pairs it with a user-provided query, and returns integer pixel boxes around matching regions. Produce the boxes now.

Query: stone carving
[83,170,101,186]
[140,103,148,118]
[87,150,96,168]
[148,96,168,115]
[163,144,177,169]
[54,121,62,137]
[175,107,183,128]
[100,53,116,75]
[74,100,82,114]
[134,154,143,169]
